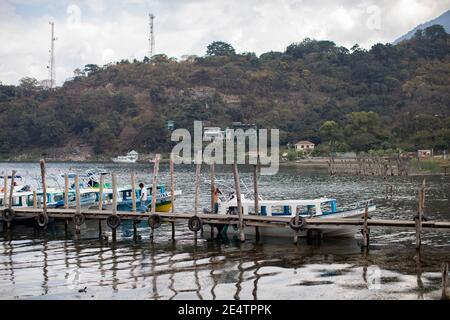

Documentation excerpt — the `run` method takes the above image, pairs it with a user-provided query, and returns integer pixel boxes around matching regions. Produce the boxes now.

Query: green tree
[206,41,236,56]
[19,77,40,95]
[319,120,342,151]
[84,64,100,75]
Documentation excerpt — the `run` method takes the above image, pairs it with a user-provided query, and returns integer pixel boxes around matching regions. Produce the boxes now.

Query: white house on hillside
[295,140,315,151]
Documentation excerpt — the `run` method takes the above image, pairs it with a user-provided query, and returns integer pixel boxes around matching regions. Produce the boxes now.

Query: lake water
[0,162,449,300]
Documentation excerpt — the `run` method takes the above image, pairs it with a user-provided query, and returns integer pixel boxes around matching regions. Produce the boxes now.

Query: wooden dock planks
[8,208,450,230]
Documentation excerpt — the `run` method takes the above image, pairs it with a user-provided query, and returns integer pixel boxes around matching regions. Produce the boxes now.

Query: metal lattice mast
[47,22,57,88]
[148,13,155,58]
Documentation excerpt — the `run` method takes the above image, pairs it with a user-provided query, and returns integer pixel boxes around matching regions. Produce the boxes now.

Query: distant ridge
[394,9,450,44]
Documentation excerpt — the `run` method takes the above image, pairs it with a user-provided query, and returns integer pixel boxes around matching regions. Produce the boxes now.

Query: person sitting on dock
[139,183,148,213]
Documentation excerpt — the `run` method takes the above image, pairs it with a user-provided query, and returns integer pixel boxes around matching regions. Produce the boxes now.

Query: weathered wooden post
[98,174,104,236]
[75,174,81,234]
[151,154,160,215]
[40,160,48,227]
[131,172,137,212]
[131,171,137,239]
[6,170,17,229]
[210,162,215,238]
[150,154,160,239]
[33,191,37,208]
[253,163,260,240]
[232,162,245,242]
[3,174,7,208]
[362,203,369,248]
[293,207,300,245]
[8,170,16,209]
[98,175,104,210]
[194,154,201,216]
[415,179,425,250]
[111,173,118,241]
[442,263,449,300]
[64,173,69,231]
[170,154,175,240]
[193,152,202,240]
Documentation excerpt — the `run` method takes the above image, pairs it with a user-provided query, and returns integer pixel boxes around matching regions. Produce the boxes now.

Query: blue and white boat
[205,180,376,238]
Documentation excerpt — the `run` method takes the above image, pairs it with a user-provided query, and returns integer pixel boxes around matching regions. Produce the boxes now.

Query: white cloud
[0,0,449,85]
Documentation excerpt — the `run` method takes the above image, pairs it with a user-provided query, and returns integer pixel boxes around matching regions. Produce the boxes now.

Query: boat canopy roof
[240,197,336,206]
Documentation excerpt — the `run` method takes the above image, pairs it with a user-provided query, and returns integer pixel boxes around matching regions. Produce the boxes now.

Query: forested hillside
[1,24,449,159]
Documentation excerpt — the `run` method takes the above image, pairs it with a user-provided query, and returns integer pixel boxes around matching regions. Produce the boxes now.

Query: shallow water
[0,162,449,300]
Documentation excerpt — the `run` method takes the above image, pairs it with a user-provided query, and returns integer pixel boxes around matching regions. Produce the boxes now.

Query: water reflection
[0,227,449,299]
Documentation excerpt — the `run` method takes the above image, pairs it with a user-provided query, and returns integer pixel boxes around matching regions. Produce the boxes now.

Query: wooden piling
[98,175,104,237]
[33,191,37,208]
[8,170,16,209]
[150,154,160,240]
[112,173,117,215]
[232,162,245,242]
[64,174,69,209]
[170,154,175,214]
[98,175,104,210]
[64,173,69,230]
[151,154,161,215]
[415,180,425,250]
[39,160,48,220]
[362,203,369,248]
[210,162,215,238]
[194,154,201,216]
[170,154,175,241]
[131,171,137,239]
[131,172,136,212]
[111,173,118,240]
[75,174,81,234]
[442,263,449,300]
[5,170,16,229]
[253,163,260,240]
[210,162,216,214]
[293,207,299,245]
[3,174,7,208]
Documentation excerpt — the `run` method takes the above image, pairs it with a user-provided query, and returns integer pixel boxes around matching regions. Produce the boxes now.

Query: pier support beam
[442,263,449,300]
[75,174,81,235]
[6,170,17,230]
[193,153,202,240]
[415,179,425,250]
[232,162,245,242]
[170,154,176,241]
[253,163,260,241]
[64,173,69,233]
[111,173,118,241]
[98,175,104,239]
[210,162,215,238]
[3,174,7,211]
[362,203,370,248]
[39,160,48,229]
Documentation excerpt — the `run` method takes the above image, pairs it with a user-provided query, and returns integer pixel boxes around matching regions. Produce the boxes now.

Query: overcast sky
[1,0,449,86]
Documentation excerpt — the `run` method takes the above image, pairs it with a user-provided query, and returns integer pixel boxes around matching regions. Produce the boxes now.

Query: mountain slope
[1,31,450,159]
[394,9,450,44]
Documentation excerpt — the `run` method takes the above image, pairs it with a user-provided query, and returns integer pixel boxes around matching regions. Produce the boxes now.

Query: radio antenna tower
[148,13,155,58]
[47,21,57,88]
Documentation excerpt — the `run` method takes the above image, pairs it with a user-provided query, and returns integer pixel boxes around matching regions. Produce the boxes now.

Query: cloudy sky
[1,0,449,85]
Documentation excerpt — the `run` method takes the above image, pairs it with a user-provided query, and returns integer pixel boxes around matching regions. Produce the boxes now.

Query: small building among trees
[295,140,315,151]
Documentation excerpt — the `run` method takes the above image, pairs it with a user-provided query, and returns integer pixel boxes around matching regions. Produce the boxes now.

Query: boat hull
[206,205,375,239]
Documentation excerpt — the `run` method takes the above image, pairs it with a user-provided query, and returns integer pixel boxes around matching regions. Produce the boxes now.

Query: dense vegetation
[0,25,449,158]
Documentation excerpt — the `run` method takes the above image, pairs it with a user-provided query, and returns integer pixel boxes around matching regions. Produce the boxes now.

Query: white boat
[203,180,376,239]
[111,150,138,163]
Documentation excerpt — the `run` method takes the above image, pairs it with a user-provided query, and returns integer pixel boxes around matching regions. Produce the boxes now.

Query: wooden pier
[2,157,450,298]
[2,157,450,245]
